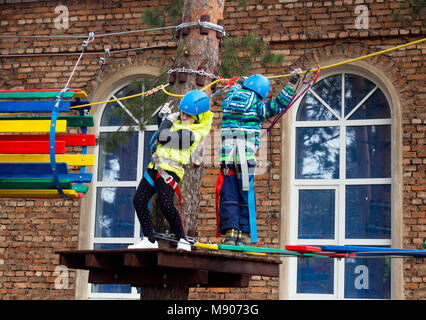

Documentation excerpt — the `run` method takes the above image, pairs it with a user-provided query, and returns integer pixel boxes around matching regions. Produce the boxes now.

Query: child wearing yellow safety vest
[129,90,213,251]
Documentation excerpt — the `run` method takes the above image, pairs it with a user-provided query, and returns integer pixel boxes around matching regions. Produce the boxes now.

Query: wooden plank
[0,134,96,146]
[72,184,88,194]
[0,116,94,127]
[85,253,125,270]
[0,100,91,113]
[0,89,87,99]
[0,189,83,199]
[0,173,92,183]
[0,162,68,174]
[0,178,72,190]
[157,251,279,277]
[0,119,67,133]
[88,269,209,287]
[0,154,95,166]
[124,252,158,268]
[0,163,92,183]
[0,140,66,154]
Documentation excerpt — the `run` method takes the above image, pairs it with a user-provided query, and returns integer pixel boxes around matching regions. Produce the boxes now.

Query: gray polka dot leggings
[133,168,185,243]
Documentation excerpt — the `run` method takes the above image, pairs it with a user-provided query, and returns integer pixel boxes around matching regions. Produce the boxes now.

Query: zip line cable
[0,43,176,58]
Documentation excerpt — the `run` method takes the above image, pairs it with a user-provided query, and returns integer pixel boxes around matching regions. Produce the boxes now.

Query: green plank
[218,244,322,257]
[0,91,76,99]
[72,184,89,194]
[0,178,72,190]
[0,116,94,127]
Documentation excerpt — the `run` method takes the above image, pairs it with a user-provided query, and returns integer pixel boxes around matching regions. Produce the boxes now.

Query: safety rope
[66,37,425,107]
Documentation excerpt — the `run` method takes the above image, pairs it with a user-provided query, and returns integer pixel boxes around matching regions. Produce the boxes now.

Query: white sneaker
[177,238,191,251]
[128,237,158,249]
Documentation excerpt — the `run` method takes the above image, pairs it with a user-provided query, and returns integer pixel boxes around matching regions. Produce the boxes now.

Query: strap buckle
[222,167,230,176]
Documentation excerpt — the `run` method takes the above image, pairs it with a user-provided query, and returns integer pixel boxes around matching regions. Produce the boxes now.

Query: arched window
[289,72,392,299]
[88,81,158,299]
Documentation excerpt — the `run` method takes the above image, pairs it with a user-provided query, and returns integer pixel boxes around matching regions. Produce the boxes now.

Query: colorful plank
[321,245,426,257]
[284,245,355,258]
[0,89,88,99]
[0,189,83,199]
[0,178,72,190]
[218,244,322,257]
[0,154,95,166]
[0,163,92,183]
[0,119,67,133]
[0,134,96,146]
[0,100,91,113]
[0,116,94,127]
[0,140,66,154]
[0,162,68,174]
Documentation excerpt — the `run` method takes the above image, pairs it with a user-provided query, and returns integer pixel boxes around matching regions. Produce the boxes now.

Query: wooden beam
[88,269,209,287]
[157,251,279,277]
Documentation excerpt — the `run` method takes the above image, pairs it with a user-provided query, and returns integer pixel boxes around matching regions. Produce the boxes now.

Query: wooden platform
[57,248,281,289]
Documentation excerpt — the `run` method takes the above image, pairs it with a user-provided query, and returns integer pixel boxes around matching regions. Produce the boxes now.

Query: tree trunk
[140,0,224,300]
[177,0,224,238]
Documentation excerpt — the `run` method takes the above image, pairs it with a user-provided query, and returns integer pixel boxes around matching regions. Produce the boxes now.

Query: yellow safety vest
[149,110,213,181]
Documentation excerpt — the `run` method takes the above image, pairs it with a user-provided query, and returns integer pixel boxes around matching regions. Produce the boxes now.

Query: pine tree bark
[175,0,224,239]
[140,0,224,300]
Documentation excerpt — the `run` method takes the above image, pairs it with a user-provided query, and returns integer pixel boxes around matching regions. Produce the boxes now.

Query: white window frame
[87,82,158,300]
[288,70,393,300]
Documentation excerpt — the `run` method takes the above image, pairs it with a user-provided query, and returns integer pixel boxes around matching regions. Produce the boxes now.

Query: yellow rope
[70,37,425,108]
[268,37,426,79]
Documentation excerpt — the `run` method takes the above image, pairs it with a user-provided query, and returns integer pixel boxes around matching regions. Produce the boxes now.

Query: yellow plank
[0,120,67,133]
[194,242,219,250]
[74,91,88,99]
[0,154,95,166]
[0,189,81,199]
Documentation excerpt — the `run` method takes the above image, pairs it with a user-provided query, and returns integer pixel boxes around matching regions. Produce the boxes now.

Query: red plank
[0,134,95,146]
[0,140,65,154]
[285,245,322,253]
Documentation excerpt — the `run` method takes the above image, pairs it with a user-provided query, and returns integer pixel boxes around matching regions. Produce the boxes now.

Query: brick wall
[0,0,425,300]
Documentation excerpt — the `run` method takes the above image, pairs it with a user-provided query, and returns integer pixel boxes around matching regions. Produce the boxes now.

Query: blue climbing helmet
[243,74,270,99]
[178,90,210,115]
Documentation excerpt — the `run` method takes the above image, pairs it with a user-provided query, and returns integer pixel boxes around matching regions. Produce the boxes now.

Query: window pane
[344,74,376,117]
[98,132,138,182]
[346,125,391,179]
[298,189,335,239]
[345,255,391,299]
[296,127,340,179]
[297,258,334,294]
[100,101,138,126]
[91,244,132,294]
[349,89,390,120]
[95,187,136,238]
[311,74,342,118]
[345,185,391,239]
[297,91,338,121]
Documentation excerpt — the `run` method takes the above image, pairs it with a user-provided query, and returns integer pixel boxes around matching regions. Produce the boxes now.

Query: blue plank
[321,245,426,257]
[0,162,68,174]
[0,100,91,113]
[0,172,92,183]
